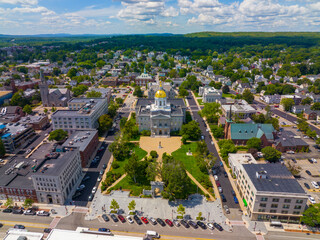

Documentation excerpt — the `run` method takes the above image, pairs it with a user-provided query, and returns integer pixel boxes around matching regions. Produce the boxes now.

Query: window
[271,204,278,208]
[294,205,302,209]
[283,205,290,209]
[259,203,266,207]
[284,199,291,203]
[270,210,277,213]
[293,211,300,215]
[296,199,303,204]
[261,197,268,202]
[258,209,265,212]
[281,210,288,214]
[272,198,279,202]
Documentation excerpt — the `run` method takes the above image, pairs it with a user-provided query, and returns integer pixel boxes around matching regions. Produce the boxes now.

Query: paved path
[256,234,265,240]
[186,171,215,201]
[49,217,61,228]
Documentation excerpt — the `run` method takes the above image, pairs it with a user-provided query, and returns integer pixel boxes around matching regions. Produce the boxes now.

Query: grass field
[193,91,200,97]
[222,93,236,99]
[197,99,204,105]
[112,175,151,196]
[172,142,213,193]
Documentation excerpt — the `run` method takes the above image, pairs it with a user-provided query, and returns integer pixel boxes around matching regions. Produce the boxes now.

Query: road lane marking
[270,235,320,240]
[0,220,50,227]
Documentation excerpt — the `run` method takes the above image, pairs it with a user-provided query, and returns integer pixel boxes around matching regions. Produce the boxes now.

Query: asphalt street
[187,92,239,209]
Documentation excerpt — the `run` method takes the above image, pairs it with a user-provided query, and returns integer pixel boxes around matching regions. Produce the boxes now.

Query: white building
[221,103,256,119]
[4,230,43,240]
[147,82,176,99]
[135,82,186,137]
[198,86,222,103]
[52,98,108,133]
[31,146,83,204]
[237,164,308,222]
[228,153,256,177]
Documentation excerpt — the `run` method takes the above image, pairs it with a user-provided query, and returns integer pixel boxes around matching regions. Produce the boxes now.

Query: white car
[207,222,214,230]
[311,181,319,189]
[218,187,223,193]
[97,176,102,182]
[214,175,219,181]
[92,187,97,194]
[286,151,295,154]
[311,158,318,163]
[126,216,134,224]
[309,196,316,204]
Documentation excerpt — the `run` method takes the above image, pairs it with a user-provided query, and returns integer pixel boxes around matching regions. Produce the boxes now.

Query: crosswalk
[49,217,61,228]
[256,234,265,240]
[229,220,246,226]
[73,207,89,213]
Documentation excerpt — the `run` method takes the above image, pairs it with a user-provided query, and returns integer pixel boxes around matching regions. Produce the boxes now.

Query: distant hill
[184,32,320,38]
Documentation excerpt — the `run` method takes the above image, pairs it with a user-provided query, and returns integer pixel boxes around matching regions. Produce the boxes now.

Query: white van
[146,230,160,239]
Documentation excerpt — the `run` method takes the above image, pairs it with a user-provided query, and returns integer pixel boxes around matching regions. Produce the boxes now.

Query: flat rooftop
[0,122,31,138]
[4,230,43,240]
[242,164,306,195]
[0,91,12,97]
[229,153,257,165]
[62,130,98,152]
[19,114,47,124]
[47,229,143,240]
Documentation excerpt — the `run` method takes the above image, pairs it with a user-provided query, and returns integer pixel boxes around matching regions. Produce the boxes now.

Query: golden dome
[155,81,166,98]
[155,89,166,98]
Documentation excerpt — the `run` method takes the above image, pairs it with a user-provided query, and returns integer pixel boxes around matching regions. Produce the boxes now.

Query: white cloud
[0,0,38,5]
[11,6,55,15]
[161,6,179,17]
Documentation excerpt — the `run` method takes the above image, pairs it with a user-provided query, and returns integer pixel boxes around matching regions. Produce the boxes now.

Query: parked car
[309,196,316,204]
[77,184,85,191]
[99,170,104,175]
[36,210,50,216]
[207,222,214,230]
[304,183,311,189]
[234,196,239,204]
[180,220,190,228]
[88,194,94,201]
[286,151,295,154]
[216,181,221,187]
[214,175,219,181]
[220,194,226,202]
[126,216,134,224]
[12,209,23,214]
[82,176,90,182]
[165,219,173,227]
[97,176,102,182]
[43,228,52,233]
[218,187,223,193]
[149,217,157,225]
[173,220,180,227]
[231,190,236,196]
[134,215,142,225]
[103,164,107,169]
[291,158,297,163]
[223,171,228,177]
[197,221,207,229]
[102,214,109,222]
[24,209,36,215]
[213,222,223,231]
[14,224,25,229]
[224,205,230,214]
[98,228,110,232]
[311,181,319,189]
[141,217,149,224]
[156,218,166,227]
[92,186,97,194]
[188,220,198,229]
[118,215,126,223]
[306,170,312,176]
[110,214,119,222]
[3,208,12,213]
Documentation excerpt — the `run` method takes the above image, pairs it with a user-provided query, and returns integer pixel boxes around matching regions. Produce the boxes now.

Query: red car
[141,217,149,224]
[165,219,173,227]
[118,215,126,223]
[216,181,221,187]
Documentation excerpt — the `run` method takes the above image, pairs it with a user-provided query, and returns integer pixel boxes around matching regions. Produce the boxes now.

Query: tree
[23,198,34,208]
[242,89,254,104]
[4,198,13,207]
[108,102,119,118]
[120,117,128,129]
[146,162,159,181]
[286,162,302,176]
[109,140,130,161]
[51,106,56,112]
[17,66,28,74]
[44,108,48,114]
[124,154,139,183]
[110,199,120,212]
[201,102,222,123]
[67,68,77,78]
[280,98,295,112]
[197,212,203,220]
[261,146,281,163]
[247,137,262,151]
[169,69,178,78]
[210,125,224,139]
[177,204,185,218]
[72,85,88,97]
[0,139,6,157]
[301,97,312,105]
[179,87,189,98]
[86,90,102,98]
[128,200,136,212]
[115,97,124,105]
[311,102,320,111]
[222,85,230,94]
[133,86,143,98]
[98,114,113,134]
[150,150,158,159]
[180,120,201,141]
[48,129,68,141]
[301,204,320,227]
[96,60,106,68]
[10,90,28,107]
[23,104,32,114]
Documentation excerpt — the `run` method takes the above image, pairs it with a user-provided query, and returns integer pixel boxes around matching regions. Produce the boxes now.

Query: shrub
[141,130,151,136]
[112,161,120,169]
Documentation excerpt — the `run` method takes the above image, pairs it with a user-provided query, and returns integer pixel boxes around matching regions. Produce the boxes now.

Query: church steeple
[40,69,46,83]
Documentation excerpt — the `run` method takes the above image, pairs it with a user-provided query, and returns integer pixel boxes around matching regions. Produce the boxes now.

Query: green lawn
[172,142,212,192]
[111,175,150,196]
[222,93,235,99]
[193,91,200,97]
[197,99,204,105]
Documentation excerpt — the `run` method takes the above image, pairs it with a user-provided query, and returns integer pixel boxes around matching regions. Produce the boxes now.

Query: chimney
[256,171,267,179]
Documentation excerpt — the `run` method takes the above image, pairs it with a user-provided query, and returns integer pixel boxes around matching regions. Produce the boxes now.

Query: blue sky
[0,0,319,35]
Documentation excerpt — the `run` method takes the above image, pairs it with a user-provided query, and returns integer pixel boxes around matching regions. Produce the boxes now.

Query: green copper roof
[230,123,275,140]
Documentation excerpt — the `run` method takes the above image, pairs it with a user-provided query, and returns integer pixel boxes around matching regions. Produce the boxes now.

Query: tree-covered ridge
[184,32,320,38]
